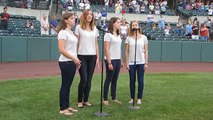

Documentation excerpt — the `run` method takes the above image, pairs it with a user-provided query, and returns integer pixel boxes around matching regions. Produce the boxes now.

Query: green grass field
[0,73,212,120]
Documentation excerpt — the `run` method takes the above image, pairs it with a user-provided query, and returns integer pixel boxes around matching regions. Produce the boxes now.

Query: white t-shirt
[104,33,122,60]
[95,12,102,20]
[120,25,128,34]
[58,30,78,62]
[75,25,99,55]
[125,35,148,65]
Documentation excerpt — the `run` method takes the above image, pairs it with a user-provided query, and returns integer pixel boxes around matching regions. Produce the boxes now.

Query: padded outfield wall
[0,36,213,62]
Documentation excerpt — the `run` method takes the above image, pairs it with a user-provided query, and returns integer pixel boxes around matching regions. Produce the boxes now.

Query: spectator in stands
[57,12,80,116]
[200,23,209,42]
[174,18,183,36]
[75,0,80,9]
[128,0,134,13]
[120,18,128,40]
[164,24,170,37]
[149,2,155,14]
[140,4,146,13]
[154,2,161,14]
[79,2,85,10]
[160,4,166,14]
[0,7,10,30]
[208,3,213,15]
[41,14,49,35]
[143,0,149,6]
[25,20,31,28]
[158,14,165,30]
[74,12,78,24]
[135,2,140,14]
[205,16,212,28]
[20,0,25,8]
[147,11,154,26]
[66,0,73,11]
[50,15,59,35]
[121,4,127,16]
[27,0,33,9]
[192,20,199,40]
[84,0,90,9]
[101,8,107,25]
[30,22,34,29]
[151,22,157,30]
[185,20,193,39]
[103,17,122,106]
[74,9,100,108]
[94,9,102,26]
[104,0,109,6]
[115,1,121,14]
[125,20,148,105]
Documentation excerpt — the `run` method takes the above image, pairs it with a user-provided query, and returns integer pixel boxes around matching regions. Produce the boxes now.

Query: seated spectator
[79,2,84,10]
[128,1,134,13]
[208,5,213,15]
[200,1,205,12]
[185,4,192,10]
[152,22,157,30]
[135,2,140,14]
[205,2,209,12]
[149,2,155,14]
[30,22,34,29]
[121,4,127,16]
[115,1,121,14]
[140,4,146,13]
[20,0,25,8]
[94,10,102,26]
[66,0,73,11]
[205,16,212,28]
[25,20,31,28]
[160,4,166,14]
[155,3,161,14]
[49,15,58,35]
[164,25,170,37]
[143,0,149,6]
[192,21,199,40]
[27,0,33,9]
[84,0,90,9]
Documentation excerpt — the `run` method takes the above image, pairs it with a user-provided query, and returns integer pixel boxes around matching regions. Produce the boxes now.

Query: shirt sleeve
[95,27,99,37]
[58,30,67,41]
[74,25,80,36]
[144,35,148,45]
[104,33,110,42]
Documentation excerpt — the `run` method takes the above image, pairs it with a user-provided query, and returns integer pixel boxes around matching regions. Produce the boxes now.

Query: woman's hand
[108,63,113,70]
[73,57,81,69]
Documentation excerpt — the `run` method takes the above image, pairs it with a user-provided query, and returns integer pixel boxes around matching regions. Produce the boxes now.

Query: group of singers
[57,9,148,116]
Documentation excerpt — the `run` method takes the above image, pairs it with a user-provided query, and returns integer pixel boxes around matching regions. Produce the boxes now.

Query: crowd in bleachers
[178,0,213,17]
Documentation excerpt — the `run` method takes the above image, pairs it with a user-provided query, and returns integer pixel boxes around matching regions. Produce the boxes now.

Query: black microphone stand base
[95,112,109,117]
[128,105,140,110]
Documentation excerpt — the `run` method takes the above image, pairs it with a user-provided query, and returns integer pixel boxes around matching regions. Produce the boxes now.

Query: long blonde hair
[80,9,95,30]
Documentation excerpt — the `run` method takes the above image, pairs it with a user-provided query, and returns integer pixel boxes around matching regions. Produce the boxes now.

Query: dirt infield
[0,61,212,81]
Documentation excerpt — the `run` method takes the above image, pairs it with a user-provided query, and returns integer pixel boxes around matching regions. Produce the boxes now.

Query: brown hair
[80,9,95,30]
[128,20,142,37]
[108,17,120,35]
[56,12,73,34]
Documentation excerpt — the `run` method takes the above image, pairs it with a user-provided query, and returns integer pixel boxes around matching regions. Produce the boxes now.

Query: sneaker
[128,99,133,104]
[137,99,142,104]
[112,99,122,104]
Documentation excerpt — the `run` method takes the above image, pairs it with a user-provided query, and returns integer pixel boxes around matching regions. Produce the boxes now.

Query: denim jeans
[129,64,145,99]
[59,61,76,110]
[103,59,121,100]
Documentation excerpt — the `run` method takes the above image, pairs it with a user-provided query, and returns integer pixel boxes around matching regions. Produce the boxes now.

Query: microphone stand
[95,27,109,117]
[128,29,140,110]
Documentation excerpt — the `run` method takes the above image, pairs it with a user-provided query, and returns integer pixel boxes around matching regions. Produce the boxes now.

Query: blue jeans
[129,64,145,99]
[104,60,121,100]
[59,61,76,110]
[200,36,208,42]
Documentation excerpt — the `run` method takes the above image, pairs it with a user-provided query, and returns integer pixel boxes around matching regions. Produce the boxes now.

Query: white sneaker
[137,99,142,104]
[128,99,133,104]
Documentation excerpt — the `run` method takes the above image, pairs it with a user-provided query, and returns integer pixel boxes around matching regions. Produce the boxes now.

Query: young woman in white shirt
[125,20,148,104]
[103,17,123,106]
[57,13,81,116]
[75,9,100,108]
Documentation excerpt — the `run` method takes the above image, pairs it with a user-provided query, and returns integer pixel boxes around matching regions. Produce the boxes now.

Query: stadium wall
[0,36,213,62]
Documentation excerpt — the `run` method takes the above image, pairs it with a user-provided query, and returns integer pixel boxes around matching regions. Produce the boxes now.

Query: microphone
[132,28,140,31]
[97,26,108,32]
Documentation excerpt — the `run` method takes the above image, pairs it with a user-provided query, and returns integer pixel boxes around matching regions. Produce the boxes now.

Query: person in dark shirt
[192,21,199,40]
[0,7,10,30]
